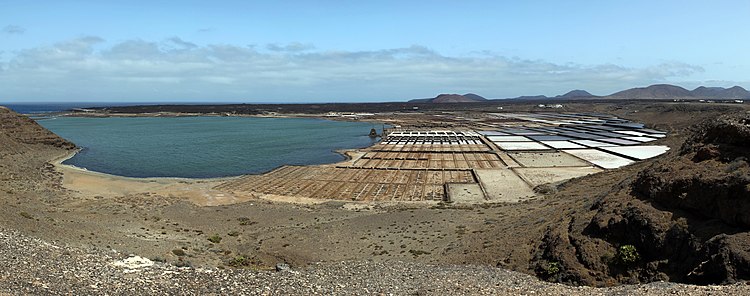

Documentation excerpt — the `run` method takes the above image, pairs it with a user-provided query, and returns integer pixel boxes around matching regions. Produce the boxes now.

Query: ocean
[3,103,146,114]
[38,116,381,178]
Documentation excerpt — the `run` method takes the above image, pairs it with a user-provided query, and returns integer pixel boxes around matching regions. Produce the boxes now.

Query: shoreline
[48,126,383,206]
[51,149,239,183]
[44,113,386,183]
[51,147,405,207]
[52,150,251,206]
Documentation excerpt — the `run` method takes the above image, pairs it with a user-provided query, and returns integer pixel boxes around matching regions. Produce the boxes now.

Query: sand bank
[51,150,354,206]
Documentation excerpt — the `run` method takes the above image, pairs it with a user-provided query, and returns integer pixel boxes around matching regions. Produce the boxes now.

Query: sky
[1,0,749,103]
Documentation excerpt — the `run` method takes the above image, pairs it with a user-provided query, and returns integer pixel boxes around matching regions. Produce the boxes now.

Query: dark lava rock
[533,113,750,286]
[634,113,750,228]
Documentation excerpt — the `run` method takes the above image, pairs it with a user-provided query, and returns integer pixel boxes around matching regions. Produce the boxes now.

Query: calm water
[4,103,144,114]
[38,116,380,178]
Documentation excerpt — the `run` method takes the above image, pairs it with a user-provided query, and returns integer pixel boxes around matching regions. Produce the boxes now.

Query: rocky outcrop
[0,106,75,149]
[633,113,750,227]
[533,113,750,286]
[0,106,75,194]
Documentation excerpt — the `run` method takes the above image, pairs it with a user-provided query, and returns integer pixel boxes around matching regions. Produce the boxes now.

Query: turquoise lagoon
[38,116,380,178]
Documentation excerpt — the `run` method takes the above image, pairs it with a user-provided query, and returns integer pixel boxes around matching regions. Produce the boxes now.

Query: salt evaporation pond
[39,116,381,178]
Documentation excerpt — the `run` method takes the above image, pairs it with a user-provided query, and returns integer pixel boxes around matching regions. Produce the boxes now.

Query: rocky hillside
[533,112,750,286]
[0,106,75,149]
[0,106,75,195]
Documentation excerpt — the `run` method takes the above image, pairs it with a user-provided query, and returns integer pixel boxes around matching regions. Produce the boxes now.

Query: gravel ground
[1,228,748,295]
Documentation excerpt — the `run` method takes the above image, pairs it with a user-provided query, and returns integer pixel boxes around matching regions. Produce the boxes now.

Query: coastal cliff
[0,107,75,195]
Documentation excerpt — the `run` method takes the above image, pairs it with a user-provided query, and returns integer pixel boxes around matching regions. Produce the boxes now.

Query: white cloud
[266,42,315,52]
[0,36,711,102]
[2,25,25,34]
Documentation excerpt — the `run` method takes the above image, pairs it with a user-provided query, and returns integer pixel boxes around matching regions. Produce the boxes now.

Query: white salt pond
[570,140,618,147]
[540,141,586,149]
[600,146,670,160]
[486,135,531,142]
[563,149,635,169]
[495,141,550,151]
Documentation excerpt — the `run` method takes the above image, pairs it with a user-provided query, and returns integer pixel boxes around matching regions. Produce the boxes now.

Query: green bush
[207,234,222,244]
[543,261,560,276]
[617,244,640,265]
[230,256,246,267]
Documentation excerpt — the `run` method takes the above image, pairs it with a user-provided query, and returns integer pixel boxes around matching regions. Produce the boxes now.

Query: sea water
[38,116,381,178]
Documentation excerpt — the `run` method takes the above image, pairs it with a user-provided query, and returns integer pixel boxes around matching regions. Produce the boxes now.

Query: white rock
[111,256,154,271]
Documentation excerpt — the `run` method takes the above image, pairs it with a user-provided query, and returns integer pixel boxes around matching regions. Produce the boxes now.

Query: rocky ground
[2,227,749,295]
[1,103,750,294]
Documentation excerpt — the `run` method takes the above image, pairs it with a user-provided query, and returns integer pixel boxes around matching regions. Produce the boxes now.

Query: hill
[409,93,487,103]
[501,89,596,101]
[555,89,594,99]
[609,84,693,99]
[496,84,750,101]
[0,106,75,149]
[503,95,549,101]
[462,93,488,101]
[608,84,750,100]
[692,86,750,99]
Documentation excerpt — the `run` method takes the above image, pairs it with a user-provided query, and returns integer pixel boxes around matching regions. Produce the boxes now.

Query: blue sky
[1,0,748,102]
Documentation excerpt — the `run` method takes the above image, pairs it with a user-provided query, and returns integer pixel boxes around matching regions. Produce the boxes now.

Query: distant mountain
[409,84,750,103]
[691,86,750,99]
[409,93,487,103]
[462,93,488,101]
[502,89,595,101]
[555,89,594,99]
[609,84,692,99]
[607,84,750,100]
[408,98,433,103]
[504,95,548,100]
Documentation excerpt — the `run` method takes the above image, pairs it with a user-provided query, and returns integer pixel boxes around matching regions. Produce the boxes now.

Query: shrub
[408,249,431,256]
[543,261,560,276]
[617,244,640,265]
[230,256,246,267]
[237,217,256,226]
[207,234,222,244]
